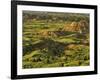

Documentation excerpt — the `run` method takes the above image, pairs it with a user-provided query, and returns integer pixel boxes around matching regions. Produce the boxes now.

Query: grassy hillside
[22,11,90,69]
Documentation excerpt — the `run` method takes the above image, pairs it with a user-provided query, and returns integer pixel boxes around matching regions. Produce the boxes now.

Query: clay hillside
[38,20,89,37]
[62,20,89,33]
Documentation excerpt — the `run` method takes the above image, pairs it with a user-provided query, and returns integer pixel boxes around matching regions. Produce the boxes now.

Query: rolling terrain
[22,11,90,69]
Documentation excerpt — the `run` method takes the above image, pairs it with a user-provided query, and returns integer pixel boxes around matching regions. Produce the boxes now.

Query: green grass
[23,50,42,61]
[22,12,90,69]
[56,38,75,43]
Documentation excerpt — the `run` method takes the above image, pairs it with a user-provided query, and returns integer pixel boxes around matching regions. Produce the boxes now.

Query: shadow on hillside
[23,38,66,56]
[23,31,88,56]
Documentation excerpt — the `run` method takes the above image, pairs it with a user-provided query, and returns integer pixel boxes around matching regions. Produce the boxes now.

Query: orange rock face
[63,20,89,33]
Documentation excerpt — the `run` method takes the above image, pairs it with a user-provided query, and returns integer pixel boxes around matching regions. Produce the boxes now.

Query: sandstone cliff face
[63,20,89,33]
[36,20,89,37]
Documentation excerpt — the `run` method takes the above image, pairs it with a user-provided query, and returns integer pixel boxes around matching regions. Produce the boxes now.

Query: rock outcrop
[63,20,89,33]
